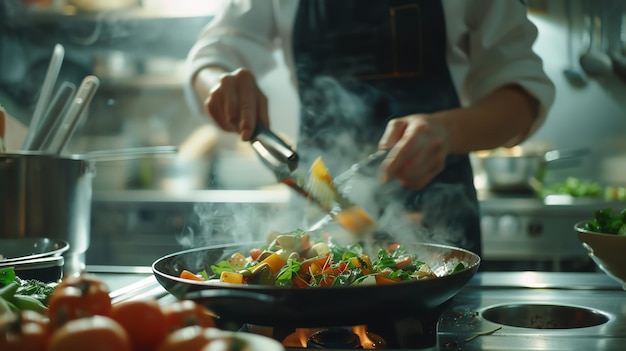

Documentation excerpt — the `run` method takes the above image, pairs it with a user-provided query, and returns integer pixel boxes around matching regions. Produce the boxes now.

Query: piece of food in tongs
[306,157,377,237]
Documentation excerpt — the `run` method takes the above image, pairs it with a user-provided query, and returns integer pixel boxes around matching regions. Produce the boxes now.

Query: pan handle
[185,288,278,305]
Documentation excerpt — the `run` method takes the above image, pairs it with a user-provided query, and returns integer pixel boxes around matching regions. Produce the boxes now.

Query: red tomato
[249,248,262,262]
[300,255,331,276]
[47,315,131,351]
[162,300,216,333]
[47,273,112,329]
[111,298,167,351]
[319,275,335,287]
[394,255,413,269]
[0,310,50,351]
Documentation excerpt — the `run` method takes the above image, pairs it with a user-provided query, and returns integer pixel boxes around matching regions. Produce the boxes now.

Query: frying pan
[152,241,480,328]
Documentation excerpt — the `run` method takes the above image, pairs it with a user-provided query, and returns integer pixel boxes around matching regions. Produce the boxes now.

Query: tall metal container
[0,152,95,275]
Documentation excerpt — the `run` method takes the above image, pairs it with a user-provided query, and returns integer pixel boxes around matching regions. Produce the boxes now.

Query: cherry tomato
[111,298,167,351]
[47,315,131,351]
[162,300,216,333]
[156,326,222,351]
[0,310,50,351]
[47,273,112,329]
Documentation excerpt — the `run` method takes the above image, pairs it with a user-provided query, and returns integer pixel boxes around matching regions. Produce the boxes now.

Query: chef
[184,0,555,256]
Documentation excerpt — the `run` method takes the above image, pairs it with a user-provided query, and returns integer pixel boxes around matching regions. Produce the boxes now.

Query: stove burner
[307,328,362,349]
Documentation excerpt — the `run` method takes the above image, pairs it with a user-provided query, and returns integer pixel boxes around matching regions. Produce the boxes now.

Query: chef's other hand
[198,68,270,141]
[378,114,450,189]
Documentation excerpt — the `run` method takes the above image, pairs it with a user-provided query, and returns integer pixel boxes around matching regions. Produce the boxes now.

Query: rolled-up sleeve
[459,0,555,142]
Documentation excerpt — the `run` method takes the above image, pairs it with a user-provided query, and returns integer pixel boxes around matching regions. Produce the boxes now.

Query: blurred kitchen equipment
[44,75,100,155]
[476,147,589,193]
[579,1,612,77]
[21,43,64,150]
[563,0,587,87]
[0,152,94,275]
[84,145,177,162]
[609,2,626,83]
[0,107,5,152]
[0,255,64,283]
[28,81,76,151]
[0,237,69,264]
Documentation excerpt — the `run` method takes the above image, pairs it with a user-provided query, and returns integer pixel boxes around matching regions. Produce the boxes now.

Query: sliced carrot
[375,274,401,285]
[179,270,203,281]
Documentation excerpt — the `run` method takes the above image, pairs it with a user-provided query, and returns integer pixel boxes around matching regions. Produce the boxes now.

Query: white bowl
[575,221,626,290]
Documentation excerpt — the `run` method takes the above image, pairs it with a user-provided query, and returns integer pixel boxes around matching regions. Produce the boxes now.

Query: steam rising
[180,76,479,253]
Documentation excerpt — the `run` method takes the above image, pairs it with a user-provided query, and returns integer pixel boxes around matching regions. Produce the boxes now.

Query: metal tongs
[250,126,378,236]
[250,126,324,208]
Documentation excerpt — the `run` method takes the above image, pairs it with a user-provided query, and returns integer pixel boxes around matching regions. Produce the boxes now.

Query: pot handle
[545,147,590,164]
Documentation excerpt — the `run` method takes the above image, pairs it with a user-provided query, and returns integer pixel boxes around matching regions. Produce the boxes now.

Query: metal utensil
[609,1,626,83]
[21,43,65,150]
[249,126,319,205]
[44,75,100,155]
[333,148,390,196]
[563,0,587,86]
[28,81,76,151]
[579,1,613,77]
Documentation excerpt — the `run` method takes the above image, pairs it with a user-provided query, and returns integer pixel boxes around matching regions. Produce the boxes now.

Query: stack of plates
[0,238,69,282]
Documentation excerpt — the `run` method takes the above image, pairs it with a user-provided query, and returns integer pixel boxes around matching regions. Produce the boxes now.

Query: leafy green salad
[583,208,626,235]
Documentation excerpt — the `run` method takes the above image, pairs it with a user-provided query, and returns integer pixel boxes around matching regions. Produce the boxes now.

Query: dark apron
[292,0,481,256]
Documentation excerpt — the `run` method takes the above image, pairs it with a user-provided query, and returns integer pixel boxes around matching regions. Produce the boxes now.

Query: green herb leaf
[0,267,16,286]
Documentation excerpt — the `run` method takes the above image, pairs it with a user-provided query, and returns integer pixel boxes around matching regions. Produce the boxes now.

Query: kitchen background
[1,0,625,270]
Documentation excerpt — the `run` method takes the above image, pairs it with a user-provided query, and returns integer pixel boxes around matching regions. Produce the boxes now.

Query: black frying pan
[152,241,480,328]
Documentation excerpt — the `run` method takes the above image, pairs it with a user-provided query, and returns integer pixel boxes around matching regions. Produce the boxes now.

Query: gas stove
[97,269,626,351]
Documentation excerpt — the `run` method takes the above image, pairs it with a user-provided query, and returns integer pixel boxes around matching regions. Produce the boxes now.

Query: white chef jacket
[184,0,555,145]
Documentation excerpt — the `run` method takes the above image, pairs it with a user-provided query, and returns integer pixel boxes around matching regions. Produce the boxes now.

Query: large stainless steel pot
[0,152,95,275]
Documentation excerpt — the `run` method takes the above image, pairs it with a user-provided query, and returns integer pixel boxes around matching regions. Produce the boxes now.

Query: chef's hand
[377,114,450,189]
[195,67,269,141]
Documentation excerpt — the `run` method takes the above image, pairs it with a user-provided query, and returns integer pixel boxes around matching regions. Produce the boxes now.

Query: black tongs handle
[250,126,299,172]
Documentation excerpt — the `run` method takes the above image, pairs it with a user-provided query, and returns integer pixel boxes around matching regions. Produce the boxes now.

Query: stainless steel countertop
[96,270,626,351]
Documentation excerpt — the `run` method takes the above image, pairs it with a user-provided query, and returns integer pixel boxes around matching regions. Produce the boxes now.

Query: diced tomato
[319,275,335,287]
[249,248,262,261]
[332,261,348,275]
[300,255,331,276]
[394,255,413,269]
[388,243,401,252]
[291,274,310,289]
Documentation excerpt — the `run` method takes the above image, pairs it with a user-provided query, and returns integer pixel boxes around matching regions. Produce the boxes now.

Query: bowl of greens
[575,208,626,290]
